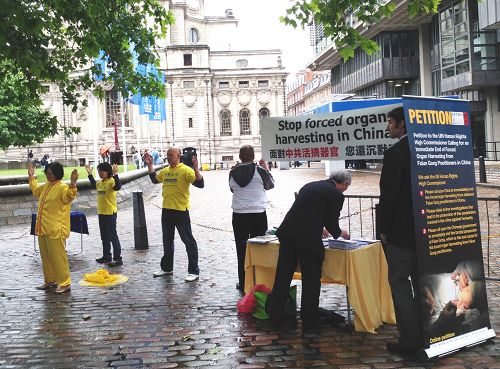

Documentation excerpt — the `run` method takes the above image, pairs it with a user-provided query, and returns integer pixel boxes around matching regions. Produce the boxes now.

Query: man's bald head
[167,147,181,167]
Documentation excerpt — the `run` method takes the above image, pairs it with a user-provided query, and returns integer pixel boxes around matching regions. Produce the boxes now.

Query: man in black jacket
[379,106,423,356]
[268,170,351,327]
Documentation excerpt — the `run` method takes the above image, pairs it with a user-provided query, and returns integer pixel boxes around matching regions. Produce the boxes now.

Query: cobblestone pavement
[0,168,498,368]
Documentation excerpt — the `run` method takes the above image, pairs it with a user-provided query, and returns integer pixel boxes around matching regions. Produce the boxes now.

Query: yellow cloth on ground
[79,269,128,287]
[244,241,396,333]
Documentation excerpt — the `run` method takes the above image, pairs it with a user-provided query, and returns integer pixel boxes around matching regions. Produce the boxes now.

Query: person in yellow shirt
[145,147,204,282]
[86,162,123,267]
[28,162,78,294]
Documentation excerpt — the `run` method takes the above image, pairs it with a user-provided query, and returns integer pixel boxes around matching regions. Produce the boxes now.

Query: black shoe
[386,342,418,356]
[96,257,112,264]
[317,307,345,324]
[236,283,244,291]
[108,260,123,267]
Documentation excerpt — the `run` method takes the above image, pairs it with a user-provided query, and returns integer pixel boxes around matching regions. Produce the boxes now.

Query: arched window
[105,88,129,128]
[220,109,232,136]
[259,107,270,119]
[188,28,199,44]
[239,108,251,135]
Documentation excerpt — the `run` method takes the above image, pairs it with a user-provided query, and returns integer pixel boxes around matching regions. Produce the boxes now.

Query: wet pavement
[0,167,498,368]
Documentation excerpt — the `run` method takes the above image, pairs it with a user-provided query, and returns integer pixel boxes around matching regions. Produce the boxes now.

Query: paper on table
[248,235,279,244]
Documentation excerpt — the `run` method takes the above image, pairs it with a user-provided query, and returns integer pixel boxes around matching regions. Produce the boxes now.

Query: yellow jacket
[96,177,118,215]
[29,178,78,239]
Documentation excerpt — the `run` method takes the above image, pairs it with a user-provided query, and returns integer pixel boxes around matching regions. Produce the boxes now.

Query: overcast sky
[204,0,314,75]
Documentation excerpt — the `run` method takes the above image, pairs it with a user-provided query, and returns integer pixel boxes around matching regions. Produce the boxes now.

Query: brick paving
[0,168,498,368]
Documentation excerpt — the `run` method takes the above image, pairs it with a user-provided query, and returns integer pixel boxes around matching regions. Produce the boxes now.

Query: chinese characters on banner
[260,102,401,161]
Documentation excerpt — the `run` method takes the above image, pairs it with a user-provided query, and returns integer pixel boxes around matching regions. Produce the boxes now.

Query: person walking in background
[27,149,34,162]
[379,106,423,356]
[28,162,78,294]
[268,170,351,329]
[86,163,123,267]
[132,150,141,169]
[141,149,148,168]
[145,147,204,282]
[229,145,274,292]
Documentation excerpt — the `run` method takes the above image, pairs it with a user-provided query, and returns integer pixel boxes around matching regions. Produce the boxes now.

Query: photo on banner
[403,95,495,359]
[260,99,401,161]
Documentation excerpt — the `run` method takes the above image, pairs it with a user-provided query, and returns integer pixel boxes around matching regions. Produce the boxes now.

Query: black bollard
[133,191,149,249]
[479,156,487,183]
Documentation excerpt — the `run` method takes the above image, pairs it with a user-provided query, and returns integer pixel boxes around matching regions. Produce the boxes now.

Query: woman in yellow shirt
[28,162,78,294]
[86,163,123,267]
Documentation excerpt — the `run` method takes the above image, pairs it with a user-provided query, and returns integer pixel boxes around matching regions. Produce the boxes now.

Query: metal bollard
[133,191,149,250]
[479,156,487,183]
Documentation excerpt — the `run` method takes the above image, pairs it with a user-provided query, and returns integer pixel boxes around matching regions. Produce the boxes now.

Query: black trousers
[161,208,199,275]
[98,213,122,261]
[386,242,423,347]
[232,211,268,289]
[269,236,323,322]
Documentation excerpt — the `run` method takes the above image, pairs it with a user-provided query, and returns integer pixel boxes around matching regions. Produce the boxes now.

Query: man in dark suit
[379,106,423,356]
[268,170,351,328]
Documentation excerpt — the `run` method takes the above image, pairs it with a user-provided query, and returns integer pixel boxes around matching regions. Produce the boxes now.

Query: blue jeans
[98,213,122,261]
[161,208,199,275]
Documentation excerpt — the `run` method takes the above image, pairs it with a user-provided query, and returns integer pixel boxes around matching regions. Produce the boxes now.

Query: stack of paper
[248,235,279,244]
[322,237,378,250]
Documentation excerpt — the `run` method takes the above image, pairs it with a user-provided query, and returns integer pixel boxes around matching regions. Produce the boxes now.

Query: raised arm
[28,162,43,197]
[112,164,122,190]
[191,154,204,188]
[144,152,160,184]
[85,164,97,188]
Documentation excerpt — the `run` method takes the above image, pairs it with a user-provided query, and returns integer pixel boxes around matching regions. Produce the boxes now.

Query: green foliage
[0,0,174,149]
[0,0,174,110]
[0,61,57,149]
[282,0,441,61]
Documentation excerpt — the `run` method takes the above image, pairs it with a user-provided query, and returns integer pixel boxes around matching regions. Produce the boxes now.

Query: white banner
[260,103,402,161]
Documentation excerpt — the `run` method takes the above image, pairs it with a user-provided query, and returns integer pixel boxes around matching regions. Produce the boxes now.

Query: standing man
[379,106,423,356]
[229,145,275,292]
[145,147,204,282]
[268,170,351,328]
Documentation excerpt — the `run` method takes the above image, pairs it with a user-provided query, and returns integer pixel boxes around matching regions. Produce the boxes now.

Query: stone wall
[0,167,164,227]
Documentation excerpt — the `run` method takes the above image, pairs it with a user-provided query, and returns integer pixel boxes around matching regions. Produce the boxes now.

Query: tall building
[1,0,288,167]
[308,0,500,158]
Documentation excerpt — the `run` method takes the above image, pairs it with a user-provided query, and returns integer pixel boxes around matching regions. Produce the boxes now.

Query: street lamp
[168,77,175,145]
[204,79,212,169]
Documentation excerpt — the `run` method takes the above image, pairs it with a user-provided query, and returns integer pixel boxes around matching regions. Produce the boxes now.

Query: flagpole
[119,92,128,173]
[92,94,99,177]
[147,115,151,149]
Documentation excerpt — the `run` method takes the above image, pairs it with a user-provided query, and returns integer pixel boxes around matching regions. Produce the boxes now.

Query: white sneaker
[185,274,199,282]
[153,270,173,277]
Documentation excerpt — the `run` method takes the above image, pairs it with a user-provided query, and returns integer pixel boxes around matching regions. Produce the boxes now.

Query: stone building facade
[0,0,287,168]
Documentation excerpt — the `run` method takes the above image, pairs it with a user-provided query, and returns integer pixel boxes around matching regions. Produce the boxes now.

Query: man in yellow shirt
[28,162,78,294]
[145,147,204,282]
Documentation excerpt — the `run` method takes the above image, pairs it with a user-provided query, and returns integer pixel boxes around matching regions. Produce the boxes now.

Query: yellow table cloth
[244,241,396,333]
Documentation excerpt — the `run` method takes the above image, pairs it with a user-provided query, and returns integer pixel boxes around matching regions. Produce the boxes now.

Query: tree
[0,61,58,150]
[0,0,174,148]
[281,0,440,60]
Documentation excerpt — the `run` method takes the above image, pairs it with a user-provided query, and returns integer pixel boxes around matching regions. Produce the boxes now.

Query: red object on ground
[236,284,272,313]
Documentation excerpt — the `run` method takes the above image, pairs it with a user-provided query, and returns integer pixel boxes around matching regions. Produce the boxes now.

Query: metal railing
[477,141,500,160]
[340,194,499,281]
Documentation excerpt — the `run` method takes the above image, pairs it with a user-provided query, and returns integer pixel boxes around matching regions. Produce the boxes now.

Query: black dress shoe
[96,257,112,264]
[386,342,418,356]
[317,307,345,323]
[108,260,123,267]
